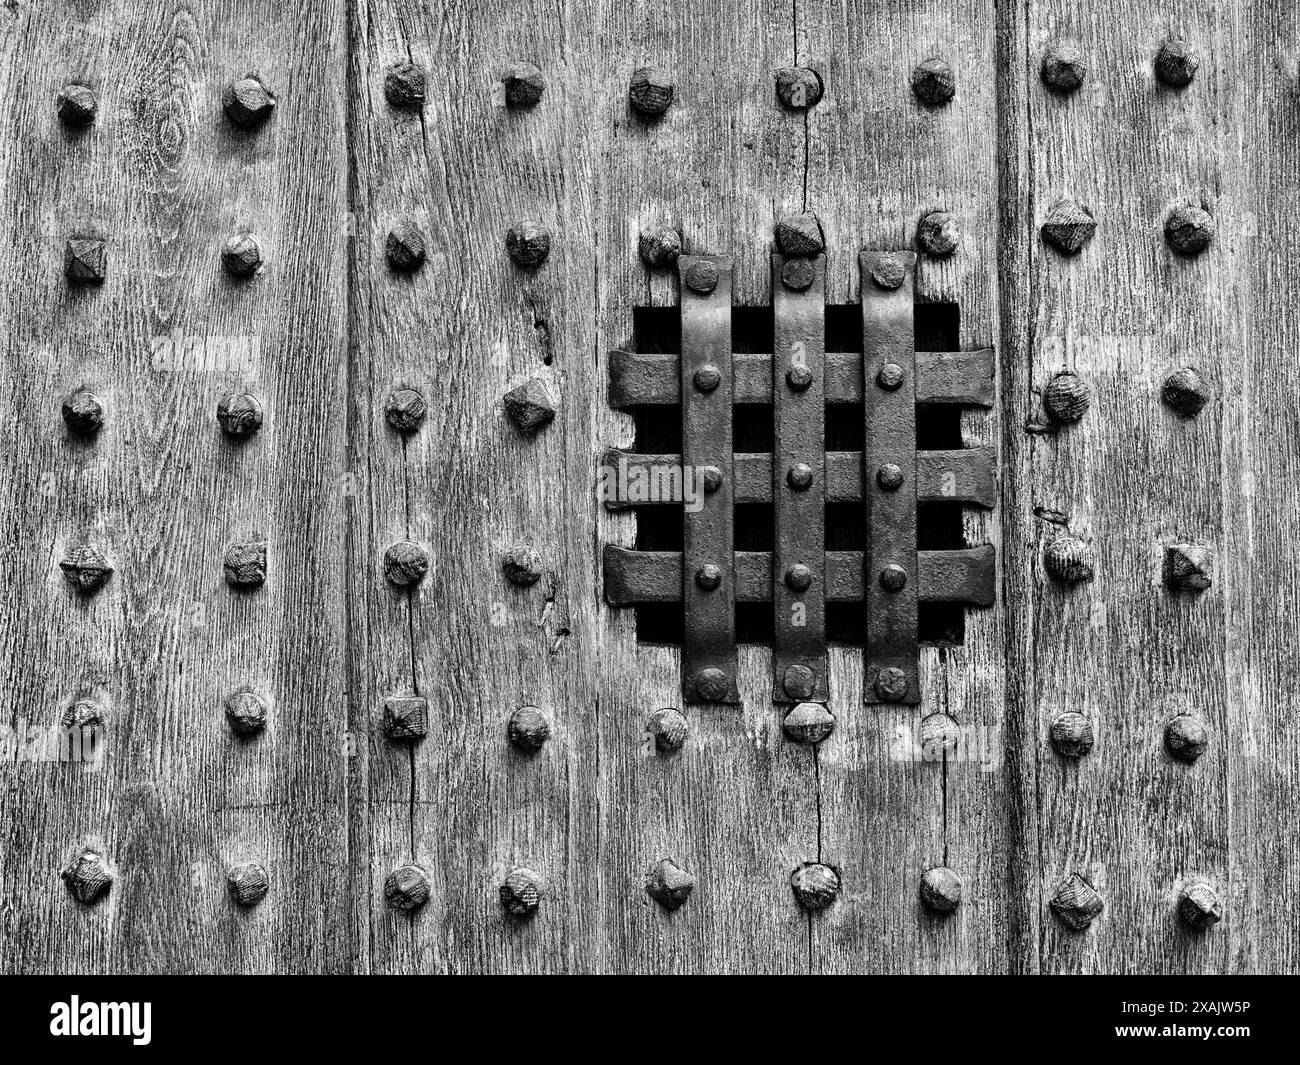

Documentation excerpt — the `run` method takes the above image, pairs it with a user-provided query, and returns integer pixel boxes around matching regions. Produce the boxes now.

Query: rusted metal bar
[679,255,738,704]
[600,446,996,509]
[772,252,828,704]
[603,544,996,607]
[861,250,920,705]
[608,347,995,407]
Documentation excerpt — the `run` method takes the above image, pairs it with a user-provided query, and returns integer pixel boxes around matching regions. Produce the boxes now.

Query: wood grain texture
[0,0,349,974]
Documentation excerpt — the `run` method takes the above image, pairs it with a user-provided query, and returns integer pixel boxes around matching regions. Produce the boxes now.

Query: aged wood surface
[1,0,1297,975]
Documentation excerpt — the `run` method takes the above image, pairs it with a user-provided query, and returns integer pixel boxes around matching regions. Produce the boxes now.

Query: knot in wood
[500,866,544,916]
[385,387,427,433]
[503,377,556,433]
[919,866,963,914]
[508,705,551,751]
[385,219,427,272]
[1043,371,1090,423]
[505,220,552,268]
[775,67,823,110]
[223,74,276,128]
[1161,367,1210,417]
[1049,711,1094,758]
[917,211,960,257]
[62,389,105,435]
[62,849,113,904]
[224,686,268,736]
[1040,198,1096,255]
[629,67,674,116]
[646,706,688,752]
[782,702,835,745]
[227,861,270,907]
[385,864,431,912]
[383,540,429,586]
[384,61,426,109]
[790,862,840,911]
[910,58,955,106]
[503,62,546,107]
[1044,536,1094,583]
[1165,714,1209,764]
[645,858,695,911]
[217,392,263,435]
[1050,873,1104,930]
[56,83,98,126]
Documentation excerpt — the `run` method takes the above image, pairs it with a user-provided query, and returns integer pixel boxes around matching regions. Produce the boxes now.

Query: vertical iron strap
[679,255,739,704]
[772,253,828,704]
[861,250,921,705]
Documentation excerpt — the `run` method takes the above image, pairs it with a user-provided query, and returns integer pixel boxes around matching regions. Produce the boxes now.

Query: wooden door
[0,0,1294,975]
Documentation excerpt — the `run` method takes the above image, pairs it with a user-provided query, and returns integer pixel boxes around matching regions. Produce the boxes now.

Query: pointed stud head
[1164,543,1212,591]
[1165,204,1215,256]
[384,61,426,109]
[385,864,431,911]
[502,545,543,587]
[59,544,113,593]
[1041,199,1097,254]
[64,238,107,282]
[775,212,825,256]
[638,221,682,267]
[645,858,695,911]
[56,83,98,126]
[1041,42,1087,92]
[222,74,276,128]
[790,862,841,911]
[62,390,105,435]
[1050,873,1104,930]
[910,58,956,106]
[1049,711,1095,758]
[1161,367,1211,417]
[503,378,556,434]
[505,221,551,268]
[503,62,546,107]
[1155,39,1201,88]
[384,387,427,434]
[221,233,263,277]
[385,219,427,272]
[629,67,674,116]
[383,696,429,740]
[1165,714,1209,764]
[782,702,835,745]
[227,860,270,907]
[917,211,960,257]
[1178,881,1222,929]
[62,699,104,729]
[1044,536,1094,583]
[224,687,268,736]
[507,705,551,752]
[62,849,112,904]
[1043,371,1091,423]
[223,538,267,587]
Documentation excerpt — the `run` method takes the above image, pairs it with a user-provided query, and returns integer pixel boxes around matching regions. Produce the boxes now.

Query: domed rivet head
[1165,714,1209,764]
[784,563,813,592]
[506,220,552,268]
[227,860,269,907]
[1165,204,1215,256]
[1041,41,1087,92]
[383,540,429,586]
[646,707,688,752]
[782,702,836,745]
[62,849,112,904]
[1155,39,1201,88]
[775,211,825,255]
[693,363,722,393]
[879,563,908,592]
[876,362,905,391]
[917,211,960,257]
[1041,198,1097,255]
[1050,873,1104,930]
[786,364,813,392]
[781,258,815,292]
[791,862,841,911]
[62,698,104,730]
[910,58,956,106]
[629,66,674,116]
[638,221,682,267]
[775,66,824,110]
[59,545,113,593]
[1043,371,1090,423]
[385,387,427,433]
[500,866,544,916]
[383,61,426,109]
[877,463,904,491]
[503,61,546,107]
[385,864,431,912]
[224,687,268,736]
[874,666,908,702]
[700,465,723,493]
[56,83,98,126]
[385,219,427,272]
[62,389,104,435]
[870,253,906,290]
[217,392,263,436]
[383,696,429,740]
[694,563,723,591]
[503,378,556,434]
[693,667,730,702]
[786,463,814,491]
[782,664,817,701]
[645,858,695,911]
[221,233,263,277]
[1049,711,1095,758]
[508,705,551,751]
[224,538,267,587]
[222,74,276,128]
[1162,367,1211,417]
[1164,543,1213,591]
[502,545,543,587]
[919,712,960,760]
[64,237,106,283]
[919,866,963,915]
[1178,881,1223,929]
[685,259,719,295]
[1044,536,1094,583]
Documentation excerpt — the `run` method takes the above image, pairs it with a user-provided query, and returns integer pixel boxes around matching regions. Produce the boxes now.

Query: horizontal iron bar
[608,348,994,408]
[603,544,995,607]
[601,446,996,508]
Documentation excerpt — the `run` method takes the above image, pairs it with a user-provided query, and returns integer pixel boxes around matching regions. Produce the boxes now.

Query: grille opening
[628,299,971,648]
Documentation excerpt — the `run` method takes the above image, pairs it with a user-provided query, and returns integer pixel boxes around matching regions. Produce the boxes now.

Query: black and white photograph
[0,0,1294,1034]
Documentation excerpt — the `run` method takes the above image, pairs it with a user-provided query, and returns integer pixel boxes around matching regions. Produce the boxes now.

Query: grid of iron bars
[602,251,995,706]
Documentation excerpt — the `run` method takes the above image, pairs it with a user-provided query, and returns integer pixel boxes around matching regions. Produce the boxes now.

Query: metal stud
[222,74,276,128]
[919,866,963,914]
[62,390,104,435]
[1041,198,1097,254]
[917,211,960,257]
[56,84,98,126]
[645,858,695,911]
[1155,39,1200,88]
[874,666,908,702]
[384,61,426,109]
[638,221,682,267]
[1164,543,1212,591]
[786,463,813,491]
[385,387,427,433]
[1049,711,1094,758]
[385,864,431,912]
[224,687,268,736]
[879,563,907,592]
[1178,882,1222,929]
[685,260,718,295]
[781,258,815,291]
[910,58,956,106]
[383,540,429,586]
[774,211,825,255]
[1044,536,1094,583]
[629,67,674,116]
[694,563,722,591]
[1165,204,1215,256]
[503,378,556,433]
[505,221,551,267]
[1161,367,1211,417]
[217,392,263,436]
[507,705,551,751]
[383,696,429,740]
[224,538,267,587]
[502,545,543,587]
[775,67,823,110]
[64,238,106,283]
[59,545,113,593]
[1050,873,1104,930]
[693,667,730,703]
[62,699,103,729]
[786,364,813,392]
[499,866,544,916]
[385,220,427,272]
[221,233,263,277]
[1043,371,1090,423]
[790,862,840,911]
[227,861,270,907]
[1165,714,1209,763]
[782,664,816,701]
[870,253,906,289]
[646,707,688,752]
[782,702,835,744]
[876,463,904,491]
[1041,42,1087,92]
[503,62,546,107]
[62,849,112,904]
[876,362,905,391]
[784,564,813,592]
[693,363,721,392]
